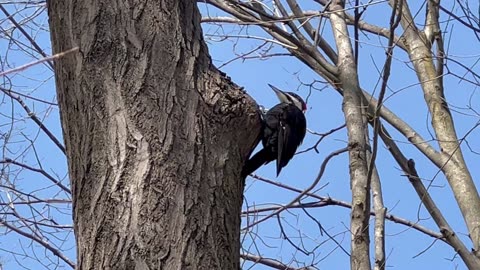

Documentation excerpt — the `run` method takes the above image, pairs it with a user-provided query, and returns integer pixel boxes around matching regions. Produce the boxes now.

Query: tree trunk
[48,1,260,269]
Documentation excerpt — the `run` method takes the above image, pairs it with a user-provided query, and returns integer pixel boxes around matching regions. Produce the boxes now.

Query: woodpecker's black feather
[243,85,307,177]
[242,148,274,177]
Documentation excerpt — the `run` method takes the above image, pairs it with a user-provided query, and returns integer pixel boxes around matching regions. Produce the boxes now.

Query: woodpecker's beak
[268,84,290,103]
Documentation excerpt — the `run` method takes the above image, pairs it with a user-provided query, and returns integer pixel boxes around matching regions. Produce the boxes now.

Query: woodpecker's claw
[258,105,268,114]
[258,105,268,122]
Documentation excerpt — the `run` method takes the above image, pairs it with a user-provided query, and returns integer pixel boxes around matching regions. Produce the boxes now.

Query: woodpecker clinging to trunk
[242,84,307,177]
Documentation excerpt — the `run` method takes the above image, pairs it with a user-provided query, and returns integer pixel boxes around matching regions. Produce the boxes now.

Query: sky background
[1,0,480,269]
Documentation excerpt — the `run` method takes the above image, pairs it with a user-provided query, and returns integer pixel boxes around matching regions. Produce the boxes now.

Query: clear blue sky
[201,1,479,269]
[1,1,479,269]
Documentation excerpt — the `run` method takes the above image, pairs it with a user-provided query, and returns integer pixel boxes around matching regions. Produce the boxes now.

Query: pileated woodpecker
[243,84,307,177]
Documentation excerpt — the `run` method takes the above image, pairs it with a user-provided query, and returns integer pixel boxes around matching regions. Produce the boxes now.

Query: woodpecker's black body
[243,85,307,177]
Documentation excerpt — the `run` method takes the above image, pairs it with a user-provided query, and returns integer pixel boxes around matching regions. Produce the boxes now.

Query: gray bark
[391,0,480,254]
[48,1,260,269]
[329,1,371,269]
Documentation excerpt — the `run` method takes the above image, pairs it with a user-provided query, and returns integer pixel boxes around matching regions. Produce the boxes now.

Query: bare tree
[1,0,480,269]
[203,0,480,269]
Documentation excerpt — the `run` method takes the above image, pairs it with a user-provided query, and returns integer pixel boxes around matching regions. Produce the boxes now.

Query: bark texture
[329,1,371,269]
[48,1,260,269]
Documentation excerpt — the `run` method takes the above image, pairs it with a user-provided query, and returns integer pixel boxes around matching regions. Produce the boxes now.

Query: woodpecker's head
[268,84,307,113]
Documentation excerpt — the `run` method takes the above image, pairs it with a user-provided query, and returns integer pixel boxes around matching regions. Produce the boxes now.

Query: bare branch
[391,0,480,252]
[1,88,66,154]
[0,158,70,194]
[0,4,54,70]
[329,0,371,268]
[0,47,78,77]
[243,147,348,230]
[248,174,444,240]
[241,252,303,270]
[368,3,403,268]
[378,126,480,268]
[0,217,75,268]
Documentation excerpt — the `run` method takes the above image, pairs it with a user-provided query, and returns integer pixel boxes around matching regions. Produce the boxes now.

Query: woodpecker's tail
[242,148,274,178]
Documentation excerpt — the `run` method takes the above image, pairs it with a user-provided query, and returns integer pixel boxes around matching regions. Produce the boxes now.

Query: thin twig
[243,147,348,230]
[0,47,78,77]
[0,4,54,70]
[0,217,76,268]
[2,90,67,154]
[0,158,70,194]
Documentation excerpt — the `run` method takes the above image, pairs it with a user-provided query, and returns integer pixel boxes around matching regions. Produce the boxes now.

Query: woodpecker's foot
[257,105,268,123]
[258,105,268,114]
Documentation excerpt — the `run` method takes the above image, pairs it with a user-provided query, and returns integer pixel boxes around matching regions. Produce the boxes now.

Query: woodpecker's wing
[276,105,307,176]
[260,103,306,176]
[262,104,284,151]
[276,120,288,176]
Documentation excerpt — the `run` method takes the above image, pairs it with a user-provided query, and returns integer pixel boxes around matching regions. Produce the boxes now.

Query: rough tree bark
[48,1,259,269]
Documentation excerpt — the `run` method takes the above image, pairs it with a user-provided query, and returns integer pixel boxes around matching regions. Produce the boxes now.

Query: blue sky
[201,1,480,269]
[1,1,479,269]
